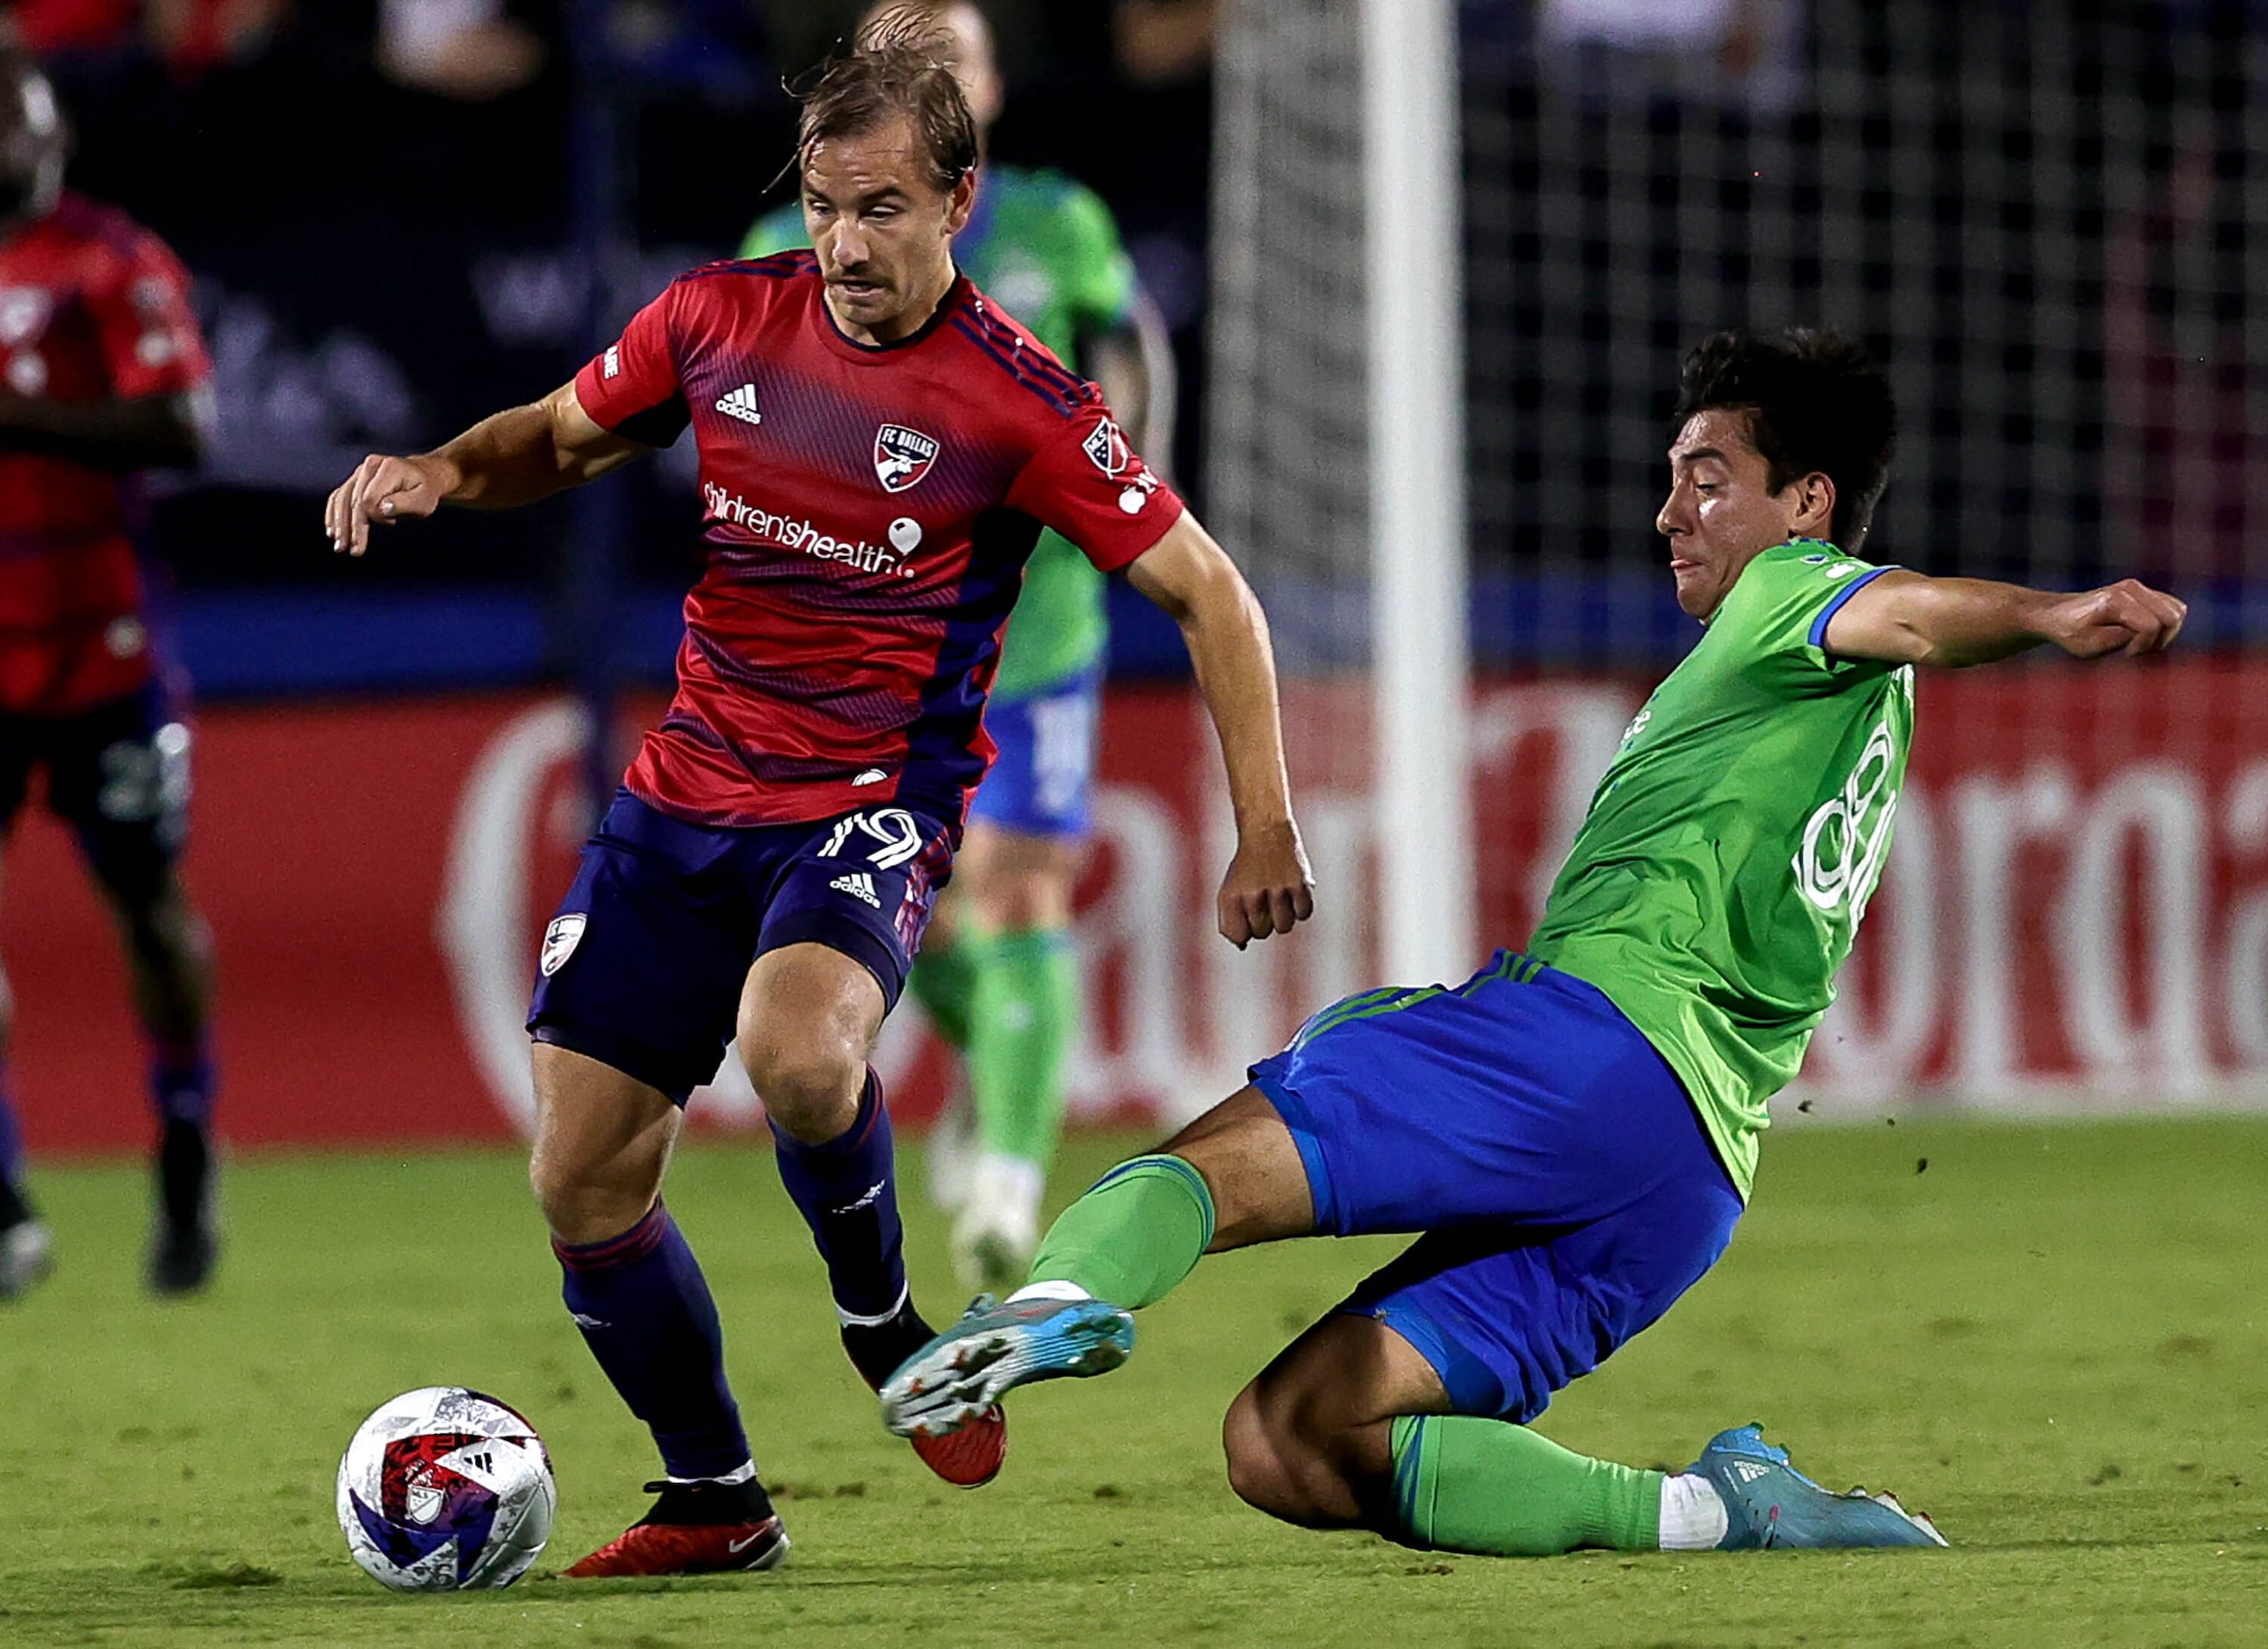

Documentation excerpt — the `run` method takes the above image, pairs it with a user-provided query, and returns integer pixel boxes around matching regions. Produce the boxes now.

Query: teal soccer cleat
[879,1292,1135,1439]
[1690,1423,1947,1550]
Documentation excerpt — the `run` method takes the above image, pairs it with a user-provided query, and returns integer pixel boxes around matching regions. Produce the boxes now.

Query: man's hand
[320,385,643,553]
[1218,817,1316,948]
[324,453,457,555]
[2037,579,2187,659]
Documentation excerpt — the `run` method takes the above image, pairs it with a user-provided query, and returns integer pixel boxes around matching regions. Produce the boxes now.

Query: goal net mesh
[1199,0,2268,1109]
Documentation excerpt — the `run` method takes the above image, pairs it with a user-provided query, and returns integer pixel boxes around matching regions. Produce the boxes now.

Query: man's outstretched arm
[1124,513,1315,948]
[323,381,645,555]
[1824,570,2186,667]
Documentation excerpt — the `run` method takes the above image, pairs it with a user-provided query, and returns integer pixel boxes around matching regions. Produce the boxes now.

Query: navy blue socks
[555,1202,752,1480]
[770,1069,914,1350]
[0,1062,30,1228]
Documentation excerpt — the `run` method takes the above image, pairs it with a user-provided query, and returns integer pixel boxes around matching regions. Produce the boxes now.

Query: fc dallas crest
[874,424,940,493]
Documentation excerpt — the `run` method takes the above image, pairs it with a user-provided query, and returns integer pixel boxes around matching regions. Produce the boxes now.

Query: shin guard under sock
[555,1202,752,1480]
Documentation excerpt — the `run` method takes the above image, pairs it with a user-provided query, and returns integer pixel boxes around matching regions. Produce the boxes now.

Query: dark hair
[1671,328,1897,552]
[787,6,977,195]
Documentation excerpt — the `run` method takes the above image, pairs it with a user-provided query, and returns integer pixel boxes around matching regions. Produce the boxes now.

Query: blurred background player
[0,45,219,1300]
[743,0,1170,1293]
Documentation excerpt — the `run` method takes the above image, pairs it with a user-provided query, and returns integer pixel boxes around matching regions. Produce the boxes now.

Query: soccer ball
[335,1386,556,1591]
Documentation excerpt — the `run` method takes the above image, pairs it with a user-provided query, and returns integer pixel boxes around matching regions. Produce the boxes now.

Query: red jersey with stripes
[0,192,210,716]
[572,251,1182,831]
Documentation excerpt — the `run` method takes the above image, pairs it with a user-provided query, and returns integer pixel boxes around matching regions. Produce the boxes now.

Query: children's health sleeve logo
[873,424,940,493]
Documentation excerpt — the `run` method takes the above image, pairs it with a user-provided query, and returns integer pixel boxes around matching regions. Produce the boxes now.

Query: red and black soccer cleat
[563,1478,789,1579]
[843,1302,1008,1488]
[904,1403,1007,1487]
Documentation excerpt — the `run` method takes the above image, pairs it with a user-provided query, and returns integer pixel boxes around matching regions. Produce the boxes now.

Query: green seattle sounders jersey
[741,164,1138,699]
[1526,541,1915,1199]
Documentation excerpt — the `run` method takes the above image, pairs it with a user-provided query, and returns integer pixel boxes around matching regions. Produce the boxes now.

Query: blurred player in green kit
[742,1,1167,1291]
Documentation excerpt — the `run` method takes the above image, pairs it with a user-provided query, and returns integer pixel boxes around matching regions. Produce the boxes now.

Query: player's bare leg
[1220,1312,1451,1530]
[881,1085,1314,1434]
[1227,1308,1939,1554]
[97,869,220,1293]
[741,941,1008,1487]
[533,1043,788,1577]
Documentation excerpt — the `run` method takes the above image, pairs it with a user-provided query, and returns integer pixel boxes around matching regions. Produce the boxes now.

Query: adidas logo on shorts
[829,871,882,908]
[716,382,762,425]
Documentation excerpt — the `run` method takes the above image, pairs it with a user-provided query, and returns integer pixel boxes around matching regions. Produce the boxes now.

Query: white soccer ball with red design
[335,1386,555,1591]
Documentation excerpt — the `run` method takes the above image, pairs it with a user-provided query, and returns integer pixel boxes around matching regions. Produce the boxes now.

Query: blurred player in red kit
[0,47,221,1301]
[325,11,1314,1577]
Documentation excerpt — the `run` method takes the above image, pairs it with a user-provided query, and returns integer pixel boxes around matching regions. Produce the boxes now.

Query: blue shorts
[968,669,1098,839]
[1249,950,1743,1422]
[0,681,191,907]
[527,790,954,1103]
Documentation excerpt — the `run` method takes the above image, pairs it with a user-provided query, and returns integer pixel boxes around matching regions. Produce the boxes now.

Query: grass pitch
[2,1117,2265,1647]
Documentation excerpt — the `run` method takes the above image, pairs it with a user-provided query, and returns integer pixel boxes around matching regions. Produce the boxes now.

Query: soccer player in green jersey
[882,328,2187,1554]
[743,1,1163,1292]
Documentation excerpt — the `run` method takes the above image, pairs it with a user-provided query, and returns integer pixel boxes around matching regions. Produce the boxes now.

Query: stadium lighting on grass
[1363,0,1475,985]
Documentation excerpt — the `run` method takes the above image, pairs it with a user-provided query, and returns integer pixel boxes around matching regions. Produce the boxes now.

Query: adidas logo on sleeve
[716,383,763,425]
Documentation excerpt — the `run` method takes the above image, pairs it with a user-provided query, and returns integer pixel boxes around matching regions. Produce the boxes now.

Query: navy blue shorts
[967,668,1098,839]
[0,682,192,907]
[1249,950,1743,1422]
[527,790,954,1104]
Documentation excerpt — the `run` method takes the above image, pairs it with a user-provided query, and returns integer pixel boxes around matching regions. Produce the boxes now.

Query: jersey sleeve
[572,283,692,447]
[737,204,807,261]
[1716,544,1901,696]
[1005,396,1184,572]
[1055,183,1137,335]
[86,231,210,399]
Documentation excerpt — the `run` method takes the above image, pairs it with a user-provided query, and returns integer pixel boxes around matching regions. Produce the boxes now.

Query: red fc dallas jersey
[0,192,210,716]
[573,252,1183,831]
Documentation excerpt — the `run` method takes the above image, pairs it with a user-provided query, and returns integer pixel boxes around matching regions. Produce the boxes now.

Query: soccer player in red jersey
[324,18,1315,1577]
[0,47,221,1301]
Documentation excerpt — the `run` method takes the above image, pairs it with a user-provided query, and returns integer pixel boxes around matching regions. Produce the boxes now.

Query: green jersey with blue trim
[1526,540,1913,1198]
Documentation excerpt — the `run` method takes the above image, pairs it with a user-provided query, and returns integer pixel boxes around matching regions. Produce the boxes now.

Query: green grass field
[4,1117,2266,1646]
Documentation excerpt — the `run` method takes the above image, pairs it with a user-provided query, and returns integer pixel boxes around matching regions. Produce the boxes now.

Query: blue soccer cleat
[879,1291,1134,1439]
[1690,1423,1947,1550]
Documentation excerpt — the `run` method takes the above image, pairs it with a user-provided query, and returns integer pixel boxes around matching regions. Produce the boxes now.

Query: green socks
[1388,1415,1664,1556]
[1024,1155,1215,1309]
[911,926,1078,1173]
[907,935,980,1051]
[969,928,1078,1170]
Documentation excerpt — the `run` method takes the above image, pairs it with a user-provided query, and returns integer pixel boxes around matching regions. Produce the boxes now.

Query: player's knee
[528,1143,651,1245]
[1222,1389,1301,1518]
[979,866,1071,932]
[739,1029,862,1142]
[1222,1386,1356,1527]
